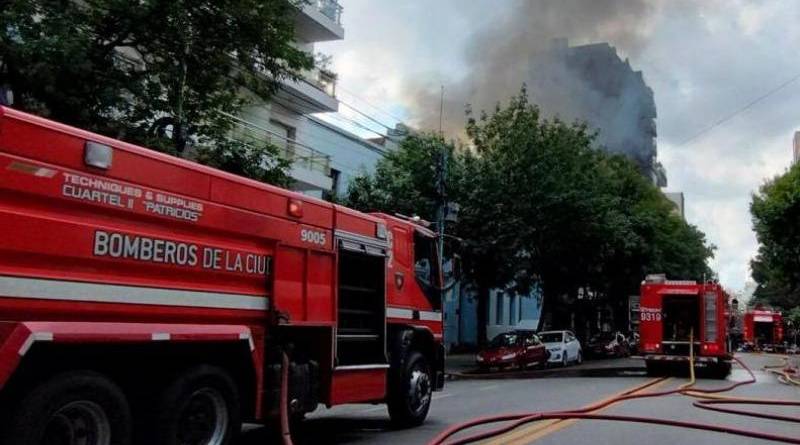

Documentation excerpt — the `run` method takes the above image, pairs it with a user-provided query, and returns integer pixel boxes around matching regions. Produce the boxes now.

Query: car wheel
[577,351,583,365]
[388,351,432,428]
[562,353,568,367]
[2,370,132,445]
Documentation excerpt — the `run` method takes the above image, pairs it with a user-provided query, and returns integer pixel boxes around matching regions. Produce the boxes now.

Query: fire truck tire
[645,360,664,377]
[1,370,132,445]
[710,361,732,380]
[388,351,433,428]
[149,365,241,445]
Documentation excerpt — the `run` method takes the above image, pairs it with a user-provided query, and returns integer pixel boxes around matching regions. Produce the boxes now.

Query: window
[495,293,504,325]
[413,232,441,309]
[704,292,717,342]
[329,168,341,198]
[508,294,517,325]
[523,333,540,346]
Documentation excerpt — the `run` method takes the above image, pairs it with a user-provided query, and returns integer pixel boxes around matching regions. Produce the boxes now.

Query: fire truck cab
[0,106,447,444]
[639,275,731,378]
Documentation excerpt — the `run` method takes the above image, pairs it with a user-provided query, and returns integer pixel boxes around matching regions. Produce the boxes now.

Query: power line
[336,84,406,124]
[678,71,800,146]
[337,99,394,131]
[269,87,388,139]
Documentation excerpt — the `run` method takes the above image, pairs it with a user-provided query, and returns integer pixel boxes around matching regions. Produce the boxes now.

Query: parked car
[586,331,630,358]
[476,330,550,371]
[538,330,583,367]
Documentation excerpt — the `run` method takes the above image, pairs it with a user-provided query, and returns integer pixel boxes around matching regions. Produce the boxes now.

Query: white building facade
[228,0,403,199]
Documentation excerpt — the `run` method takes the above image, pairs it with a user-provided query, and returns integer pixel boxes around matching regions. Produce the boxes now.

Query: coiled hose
[429,333,800,445]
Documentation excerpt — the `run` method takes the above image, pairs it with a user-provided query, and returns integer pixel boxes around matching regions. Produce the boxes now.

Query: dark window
[489,333,518,348]
[414,231,441,309]
[495,293,503,325]
[330,168,341,195]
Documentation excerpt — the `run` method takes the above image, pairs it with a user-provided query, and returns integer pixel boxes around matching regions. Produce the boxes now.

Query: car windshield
[538,332,563,343]
[488,333,518,348]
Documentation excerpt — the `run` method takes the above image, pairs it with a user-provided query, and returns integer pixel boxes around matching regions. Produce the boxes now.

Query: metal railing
[300,66,337,97]
[221,112,331,176]
[314,0,343,25]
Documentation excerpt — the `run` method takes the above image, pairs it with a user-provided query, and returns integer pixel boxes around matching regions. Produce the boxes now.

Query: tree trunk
[476,284,490,347]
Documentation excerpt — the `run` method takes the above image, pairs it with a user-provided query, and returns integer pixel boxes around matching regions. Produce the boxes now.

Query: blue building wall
[297,115,398,198]
[445,283,543,351]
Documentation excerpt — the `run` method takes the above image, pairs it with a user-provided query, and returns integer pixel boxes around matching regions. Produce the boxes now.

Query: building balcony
[275,65,338,114]
[295,0,345,43]
[226,114,334,193]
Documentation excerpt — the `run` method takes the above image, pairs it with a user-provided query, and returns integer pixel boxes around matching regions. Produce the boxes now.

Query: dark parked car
[476,330,550,371]
[586,331,630,358]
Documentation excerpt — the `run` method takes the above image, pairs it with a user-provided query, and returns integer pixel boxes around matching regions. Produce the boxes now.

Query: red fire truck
[639,275,732,378]
[0,106,447,444]
[743,307,783,351]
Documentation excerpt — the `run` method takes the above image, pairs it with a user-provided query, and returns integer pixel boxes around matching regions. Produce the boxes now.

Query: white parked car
[539,330,583,367]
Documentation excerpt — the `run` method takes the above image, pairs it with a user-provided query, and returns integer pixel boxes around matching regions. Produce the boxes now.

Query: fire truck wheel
[645,360,663,377]
[1,370,132,445]
[150,365,240,445]
[710,361,732,380]
[388,351,432,428]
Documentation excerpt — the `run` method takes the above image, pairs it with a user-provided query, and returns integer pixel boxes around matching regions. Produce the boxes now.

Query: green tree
[346,89,715,343]
[1,0,311,185]
[750,163,800,309]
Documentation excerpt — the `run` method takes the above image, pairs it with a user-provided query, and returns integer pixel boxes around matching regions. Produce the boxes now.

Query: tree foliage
[0,0,311,186]
[346,89,715,341]
[750,163,800,309]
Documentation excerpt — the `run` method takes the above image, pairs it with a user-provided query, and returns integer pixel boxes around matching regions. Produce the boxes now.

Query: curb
[446,365,647,381]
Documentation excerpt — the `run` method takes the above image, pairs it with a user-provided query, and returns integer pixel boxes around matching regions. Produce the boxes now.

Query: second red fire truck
[743,307,784,351]
[0,106,448,444]
[639,275,732,378]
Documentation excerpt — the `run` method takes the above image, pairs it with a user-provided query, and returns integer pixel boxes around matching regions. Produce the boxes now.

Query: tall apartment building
[531,39,667,187]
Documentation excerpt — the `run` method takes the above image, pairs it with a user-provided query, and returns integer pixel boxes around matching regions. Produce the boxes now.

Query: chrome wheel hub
[43,400,111,445]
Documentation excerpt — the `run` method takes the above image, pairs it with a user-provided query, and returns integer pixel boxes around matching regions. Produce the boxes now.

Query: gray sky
[318,1,800,293]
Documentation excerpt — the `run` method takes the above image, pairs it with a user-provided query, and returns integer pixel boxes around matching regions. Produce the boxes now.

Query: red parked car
[477,330,550,371]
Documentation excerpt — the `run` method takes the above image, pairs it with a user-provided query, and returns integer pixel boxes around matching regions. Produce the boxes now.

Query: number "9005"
[300,229,327,245]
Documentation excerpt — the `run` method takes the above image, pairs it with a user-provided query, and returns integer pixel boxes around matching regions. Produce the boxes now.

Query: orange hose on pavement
[429,334,800,445]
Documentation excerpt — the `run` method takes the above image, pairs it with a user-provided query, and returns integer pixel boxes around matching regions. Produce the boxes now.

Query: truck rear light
[287,199,303,218]
[704,343,719,353]
[643,342,660,352]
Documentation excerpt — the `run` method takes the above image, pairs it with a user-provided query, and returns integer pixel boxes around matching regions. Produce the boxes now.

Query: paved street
[239,353,799,445]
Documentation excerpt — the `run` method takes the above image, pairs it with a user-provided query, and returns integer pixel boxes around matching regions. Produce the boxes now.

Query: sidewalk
[446,353,645,380]
[446,353,478,375]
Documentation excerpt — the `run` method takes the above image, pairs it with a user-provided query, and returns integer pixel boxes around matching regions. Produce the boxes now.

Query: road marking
[488,377,672,445]
[432,392,453,401]
[478,384,499,391]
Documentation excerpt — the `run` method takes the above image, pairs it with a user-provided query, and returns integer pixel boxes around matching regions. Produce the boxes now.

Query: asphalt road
[239,353,799,445]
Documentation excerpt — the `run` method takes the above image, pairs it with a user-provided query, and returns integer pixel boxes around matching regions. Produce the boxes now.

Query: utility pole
[435,85,447,273]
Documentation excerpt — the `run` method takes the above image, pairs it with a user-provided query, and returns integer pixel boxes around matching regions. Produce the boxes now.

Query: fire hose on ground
[429,332,800,445]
